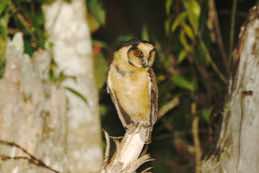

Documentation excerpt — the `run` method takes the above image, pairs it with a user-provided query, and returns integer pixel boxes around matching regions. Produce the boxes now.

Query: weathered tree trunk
[0,0,102,173]
[43,0,103,172]
[202,6,259,173]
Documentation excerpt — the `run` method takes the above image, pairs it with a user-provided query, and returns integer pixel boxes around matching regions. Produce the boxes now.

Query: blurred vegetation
[0,0,258,172]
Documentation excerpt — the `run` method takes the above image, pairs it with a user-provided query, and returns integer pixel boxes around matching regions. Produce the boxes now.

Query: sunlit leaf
[87,0,106,25]
[183,0,200,34]
[42,0,55,4]
[94,53,108,90]
[165,0,173,15]
[87,13,101,32]
[157,74,166,82]
[0,59,5,78]
[172,75,196,92]
[201,107,212,123]
[0,34,7,61]
[0,0,10,15]
[171,12,187,31]
[0,12,8,69]
[178,50,187,63]
[179,31,191,52]
[182,23,194,39]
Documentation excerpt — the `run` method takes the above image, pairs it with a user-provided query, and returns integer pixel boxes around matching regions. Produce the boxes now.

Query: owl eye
[132,48,144,58]
[127,47,144,68]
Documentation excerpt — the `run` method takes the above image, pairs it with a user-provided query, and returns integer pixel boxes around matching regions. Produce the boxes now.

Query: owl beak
[142,61,150,68]
[140,56,149,68]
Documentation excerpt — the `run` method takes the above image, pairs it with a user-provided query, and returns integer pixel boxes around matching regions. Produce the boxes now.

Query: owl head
[115,39,157,68]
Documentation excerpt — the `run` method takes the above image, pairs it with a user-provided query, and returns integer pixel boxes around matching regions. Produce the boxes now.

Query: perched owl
[107,39,158,143]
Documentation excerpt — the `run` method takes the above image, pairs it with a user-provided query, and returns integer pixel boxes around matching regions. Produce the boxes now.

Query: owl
[107,39,158,143]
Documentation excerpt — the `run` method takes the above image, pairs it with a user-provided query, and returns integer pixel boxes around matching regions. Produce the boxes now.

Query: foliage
[95,0,255,172]
[86,0,106,32]
[0,0,9,77]
[0,0,257,172]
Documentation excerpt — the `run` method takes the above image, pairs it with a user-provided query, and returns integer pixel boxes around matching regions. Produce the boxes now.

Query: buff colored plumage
[107,40,158,143]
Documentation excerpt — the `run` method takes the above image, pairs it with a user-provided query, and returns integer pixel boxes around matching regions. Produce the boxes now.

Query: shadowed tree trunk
[202,6,259,173]
[0,0,102,173]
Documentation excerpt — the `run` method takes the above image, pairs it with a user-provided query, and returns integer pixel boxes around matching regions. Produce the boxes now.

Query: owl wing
[107,72,132,128]
[142,68,158,144]
[148,68,158,126]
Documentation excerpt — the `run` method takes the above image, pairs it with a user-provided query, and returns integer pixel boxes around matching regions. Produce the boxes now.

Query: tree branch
[101,126,153,173]
[0,140,60,173]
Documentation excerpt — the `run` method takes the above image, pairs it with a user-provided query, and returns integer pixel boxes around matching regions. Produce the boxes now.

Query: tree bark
[0,0,102,173]
[202,5,259,173]
[43,0,103,172]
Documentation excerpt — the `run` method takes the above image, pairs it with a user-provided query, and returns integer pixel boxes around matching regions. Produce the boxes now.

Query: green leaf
[165,0,173,15]
[94,53,108,89]
[182,23,194,39]
[201,107,212,123]
[172,75,196,91]
[199,40,211,65]
[0,12,8,67]
[42,0,55,4]
[0,59,5,78]
[100,104,108,116]
[0,0,10,15]
[164,20,170,35]
[116,35,135,43]
[179,31,191,52]
[141,25,149,41]
[183,0,200,34]
[171,12,187,32]
[87,0,106,25]
[87,13,101,32]
[178,50,187,63]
